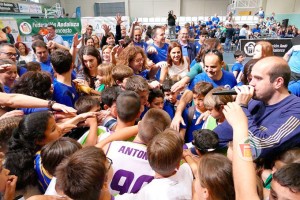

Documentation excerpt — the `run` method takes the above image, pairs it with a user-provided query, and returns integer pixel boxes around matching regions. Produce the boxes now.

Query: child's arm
[223,102,260,200]
[183,149,198,177]
[96,125,138,148]
[159,63,169,83]
[84,117,99,146]
[179,128,186,141]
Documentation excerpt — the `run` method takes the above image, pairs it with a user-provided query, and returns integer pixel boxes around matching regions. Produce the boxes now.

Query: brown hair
[117,46,149,71]
[125,75,149,93]
[241,59,260,85]
[204,87,234,110]
[167,42,184,66]
[116,91,141,123]
[97,63,115,87]
[41,137,82,176]
[112,64,134,83]
[138,108,171,144]
[198,153,235,200]
[55,146,107,200]
[0,116,22,153]
[255,41,274,58]
[275,148,300,166]
[192,81,213,96]
[195,38,223,62]
[15,42,30,55]
[26,62,41,72]
[147,128,183,176]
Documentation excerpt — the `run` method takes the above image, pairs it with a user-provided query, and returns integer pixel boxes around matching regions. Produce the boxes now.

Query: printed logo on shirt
[237,136,262,161]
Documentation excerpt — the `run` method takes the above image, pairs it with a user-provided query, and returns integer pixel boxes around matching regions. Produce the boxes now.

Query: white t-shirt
[167,57,189,79]
[239,28,247,37]
[115,163,193,200]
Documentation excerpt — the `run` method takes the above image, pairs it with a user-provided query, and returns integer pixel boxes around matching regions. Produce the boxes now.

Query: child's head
[148,89,164,109]
[41,137,82,176]
[167,42,184,66]
[0,116,23,153]
[147,128,183,177]
[138,108,171,144]
[192,129,219,156]
[196,153,235,200]
[162,79,179,104]
[234,50,245,63]
[272,148,300,173]
[75,96,101,114]
[97,63,114,87]
[101,86,122,118]
[55,146,110,200]
[125,75,149,106]
[50,49,73,74]
[26,62,41,72]
[5,111,62,189]
[116,91,141,123]
[112,64,133,88]
[271,163,300,200]
[192,81,214,111]
[204,87,233,122]
[102,45,113,63]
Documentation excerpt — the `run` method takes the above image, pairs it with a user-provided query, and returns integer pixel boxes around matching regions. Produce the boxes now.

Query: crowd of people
[0,10,300,200]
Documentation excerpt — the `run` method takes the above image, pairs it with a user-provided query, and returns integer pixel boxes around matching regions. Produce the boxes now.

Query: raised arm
[223,102,260,200]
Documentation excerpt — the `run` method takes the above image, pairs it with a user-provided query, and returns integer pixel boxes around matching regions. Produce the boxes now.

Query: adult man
[167,10,176,39]
[147,26,169,79]
[43,25,64,45]
[214,56,300,158]
[178,27,197,62]
[32,40,54,77]
[130,21,148,51]
[171,50,237,130]
[0,43,17,63]
[212,14,220,25]
[224,23,235,52]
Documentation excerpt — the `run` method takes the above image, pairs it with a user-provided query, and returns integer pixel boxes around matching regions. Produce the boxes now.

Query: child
[125,75,149,115]
[148,89,164,109]
[180,81,213,143]
[55,146,113,200]
[202,87,234,130]
[34,137,82,192]
[162,79,180,119]
[232,50,245,79]
[26,62,41,72]
[51,49,79,108]
[115,128,193,199]
[100,86,122,131]
[112,64,134,89]
[96,63,115,92]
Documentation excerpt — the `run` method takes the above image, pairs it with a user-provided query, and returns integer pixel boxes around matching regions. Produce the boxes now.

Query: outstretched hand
[102,24,111,35]
[222,102,248,128]
[115,13,124,25]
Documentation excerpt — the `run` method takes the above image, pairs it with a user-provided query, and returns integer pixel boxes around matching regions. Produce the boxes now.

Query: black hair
[148,89,164,104]
[192,129,219,154]
[162,79,176,92]
[234,50,245,58]
[273,163,300,193]
[101,86,122,107]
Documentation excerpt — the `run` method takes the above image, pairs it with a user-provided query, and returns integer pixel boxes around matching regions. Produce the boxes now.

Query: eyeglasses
[0,51,17,58]
[107,157,113,171]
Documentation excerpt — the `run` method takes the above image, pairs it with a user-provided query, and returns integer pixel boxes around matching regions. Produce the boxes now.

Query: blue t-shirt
[195,42,202,54]
[212,17,220,24]
[231,62,243,75]
[137,69,150,80]
[188,70,237,90]
[147,43,169,80]
[20,107,48,115]
[38,57,54,78]
[34,152,52,193]
[134,41,148,52]
[288,81,300,97]
[181,107,204,143]
[163,100,176,119]
[4,85,11,93]
[52,79,79,108]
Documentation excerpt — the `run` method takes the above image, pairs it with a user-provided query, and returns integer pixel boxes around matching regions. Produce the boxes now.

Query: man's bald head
[253,56,290,88]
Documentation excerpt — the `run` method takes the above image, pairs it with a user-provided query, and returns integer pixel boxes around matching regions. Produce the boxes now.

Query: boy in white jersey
[103,108,171,195]
[115,128,193,200]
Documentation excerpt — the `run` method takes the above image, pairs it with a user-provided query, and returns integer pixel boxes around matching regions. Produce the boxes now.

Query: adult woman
[15,42,34,63]
[78,46,102,89]
[117,46,159,80]
[195,153,235,200]
[253,41,273,59]
[0,59,17,93]
[91,35,100,49]
[84,36,95,47]
[160,42,189,83]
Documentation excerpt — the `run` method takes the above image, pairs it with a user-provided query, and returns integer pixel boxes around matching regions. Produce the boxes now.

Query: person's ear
[116,80,122,86]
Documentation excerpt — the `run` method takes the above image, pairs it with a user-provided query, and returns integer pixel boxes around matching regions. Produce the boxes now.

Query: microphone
[212,89,237,95]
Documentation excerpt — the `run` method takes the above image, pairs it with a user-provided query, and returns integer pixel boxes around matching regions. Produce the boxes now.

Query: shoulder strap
[187,106,195,127]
